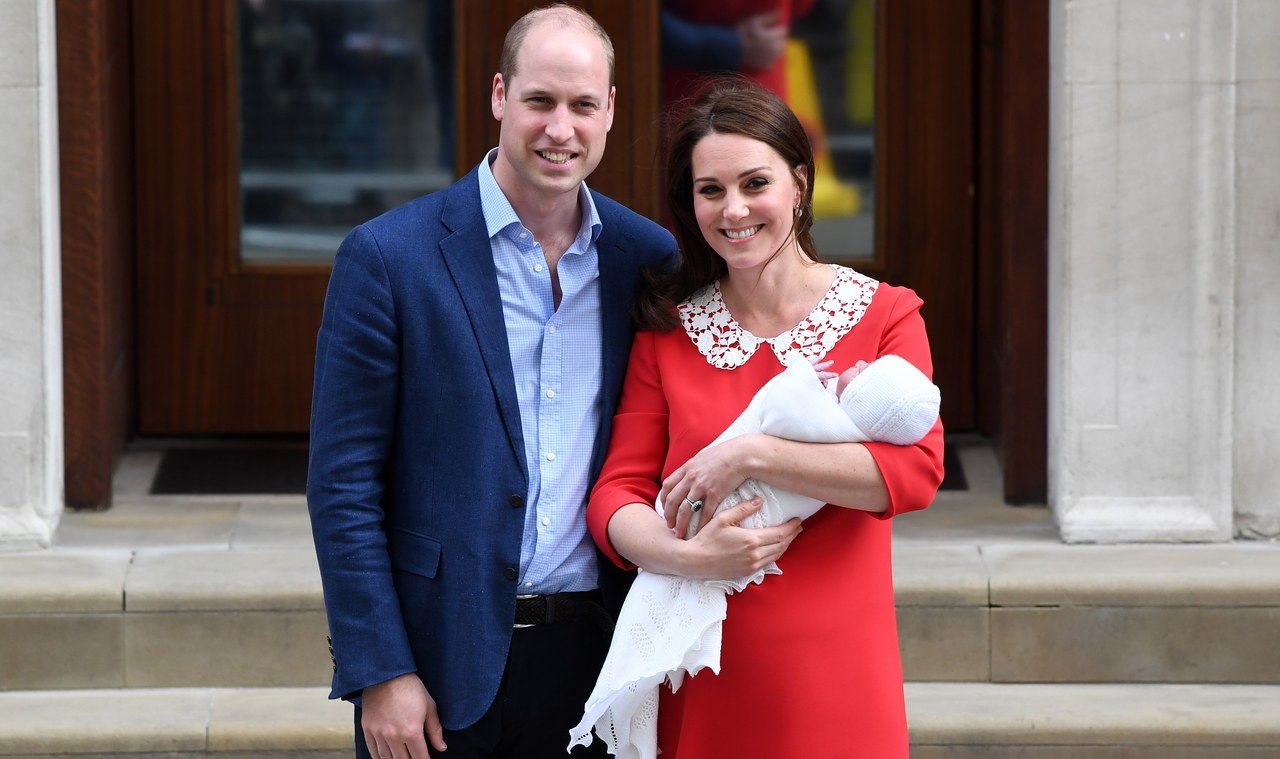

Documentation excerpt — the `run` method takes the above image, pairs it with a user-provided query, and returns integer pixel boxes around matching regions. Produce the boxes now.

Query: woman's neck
[719,248,834,338]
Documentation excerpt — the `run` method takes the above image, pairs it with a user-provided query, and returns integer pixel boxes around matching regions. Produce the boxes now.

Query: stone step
[1,683,1278,757]
[3,539,1280,689]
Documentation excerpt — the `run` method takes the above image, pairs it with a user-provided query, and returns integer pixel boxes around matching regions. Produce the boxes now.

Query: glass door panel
[237,0,455,263]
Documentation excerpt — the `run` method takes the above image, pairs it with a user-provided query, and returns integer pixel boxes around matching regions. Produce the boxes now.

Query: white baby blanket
[569,355,939,758]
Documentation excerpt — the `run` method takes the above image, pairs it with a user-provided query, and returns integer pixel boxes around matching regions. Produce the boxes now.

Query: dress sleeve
[861,288,946,518]
[588,330,670,569]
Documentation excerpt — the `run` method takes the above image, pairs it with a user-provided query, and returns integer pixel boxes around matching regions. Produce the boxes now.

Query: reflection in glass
[238,0,454,262]
[660,0,874,261]
[791,0,874,261]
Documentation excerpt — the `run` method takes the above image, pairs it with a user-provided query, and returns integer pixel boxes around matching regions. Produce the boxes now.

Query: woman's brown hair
[634,78,819,331]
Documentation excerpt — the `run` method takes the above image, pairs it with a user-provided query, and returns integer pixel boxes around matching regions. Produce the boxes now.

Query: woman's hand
[679,498,803,579]
[659,434,763,538]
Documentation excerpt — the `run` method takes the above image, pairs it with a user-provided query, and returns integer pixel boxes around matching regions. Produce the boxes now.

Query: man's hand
[361,673,446,759]
[736,12,787,71]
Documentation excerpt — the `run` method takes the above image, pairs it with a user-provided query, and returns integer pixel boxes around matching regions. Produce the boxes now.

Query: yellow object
[846,0,875,126]
[784,39,861,219]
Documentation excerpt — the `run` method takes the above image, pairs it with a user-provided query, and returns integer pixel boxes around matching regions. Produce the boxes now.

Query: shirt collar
[477,148,603,251]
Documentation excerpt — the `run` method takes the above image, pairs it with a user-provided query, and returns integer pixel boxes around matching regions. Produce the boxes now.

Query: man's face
[490,23,615,204]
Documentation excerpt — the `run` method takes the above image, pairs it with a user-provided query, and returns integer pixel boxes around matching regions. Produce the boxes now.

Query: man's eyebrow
[693,166,771,183]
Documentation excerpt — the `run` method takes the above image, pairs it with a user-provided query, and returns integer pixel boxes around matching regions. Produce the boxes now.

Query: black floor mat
[939,443,967,491]
[150,447,308,495]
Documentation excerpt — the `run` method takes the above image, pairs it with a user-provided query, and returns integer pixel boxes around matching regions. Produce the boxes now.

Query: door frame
[59,0,1047,507]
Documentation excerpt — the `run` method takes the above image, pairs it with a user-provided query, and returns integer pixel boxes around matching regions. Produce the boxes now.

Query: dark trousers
[355,619,610,759]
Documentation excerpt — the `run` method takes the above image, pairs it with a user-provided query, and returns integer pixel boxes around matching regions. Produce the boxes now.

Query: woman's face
[690,131,804,275]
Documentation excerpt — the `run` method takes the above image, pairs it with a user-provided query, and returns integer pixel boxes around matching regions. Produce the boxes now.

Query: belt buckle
[514,593,538,629]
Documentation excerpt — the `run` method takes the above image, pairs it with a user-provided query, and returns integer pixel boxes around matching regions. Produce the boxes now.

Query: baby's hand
[837,361,870,396]
[809,357,838,384]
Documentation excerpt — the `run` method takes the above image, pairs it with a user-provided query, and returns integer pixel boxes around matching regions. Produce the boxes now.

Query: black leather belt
[514,590,610,633]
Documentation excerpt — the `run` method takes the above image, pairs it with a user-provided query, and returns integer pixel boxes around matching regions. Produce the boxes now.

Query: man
[307,6,676,758]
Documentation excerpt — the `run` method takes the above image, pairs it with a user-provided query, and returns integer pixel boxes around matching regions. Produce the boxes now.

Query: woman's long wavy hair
[634,79,820,331]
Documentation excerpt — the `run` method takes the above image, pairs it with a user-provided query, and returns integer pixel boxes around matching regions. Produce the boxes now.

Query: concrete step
[893,542,1280,684]
[4,537,1280,689]
[2,683,1277,757]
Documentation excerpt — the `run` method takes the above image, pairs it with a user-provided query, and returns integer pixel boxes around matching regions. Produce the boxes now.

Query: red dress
[587,267,944,758]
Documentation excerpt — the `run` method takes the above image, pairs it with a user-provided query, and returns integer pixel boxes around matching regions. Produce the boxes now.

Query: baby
[570,355,941,759]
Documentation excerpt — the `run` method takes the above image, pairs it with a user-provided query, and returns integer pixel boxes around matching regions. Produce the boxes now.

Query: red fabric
[587,282,943,758]
[663,0,818,103]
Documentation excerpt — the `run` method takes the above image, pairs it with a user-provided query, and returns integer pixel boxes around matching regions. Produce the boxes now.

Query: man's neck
[491,158,583,250]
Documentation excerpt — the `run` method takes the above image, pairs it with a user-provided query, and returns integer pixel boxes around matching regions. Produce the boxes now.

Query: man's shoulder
[345,171,482,261]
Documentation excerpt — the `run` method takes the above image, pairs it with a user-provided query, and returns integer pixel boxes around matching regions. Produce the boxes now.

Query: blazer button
[503,566,518,581]
[509,493,524,508]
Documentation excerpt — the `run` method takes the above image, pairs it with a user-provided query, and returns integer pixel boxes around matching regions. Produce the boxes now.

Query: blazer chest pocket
[387,526,442,579]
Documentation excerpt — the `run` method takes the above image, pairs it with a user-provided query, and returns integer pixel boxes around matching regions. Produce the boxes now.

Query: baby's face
[837,360,870,396]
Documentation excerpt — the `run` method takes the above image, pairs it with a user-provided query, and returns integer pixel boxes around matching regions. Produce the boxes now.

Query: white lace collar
[677,265,878,369]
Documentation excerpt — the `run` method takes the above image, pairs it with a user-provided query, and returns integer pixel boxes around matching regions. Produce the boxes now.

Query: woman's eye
[697,185,722,196]
[746,178,769,190]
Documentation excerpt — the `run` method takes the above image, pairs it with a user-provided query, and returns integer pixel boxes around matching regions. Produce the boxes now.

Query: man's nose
[544,108,573,143]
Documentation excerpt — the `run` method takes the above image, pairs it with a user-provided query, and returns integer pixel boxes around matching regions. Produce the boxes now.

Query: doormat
[939,443,967,491]
[150,448,308,495]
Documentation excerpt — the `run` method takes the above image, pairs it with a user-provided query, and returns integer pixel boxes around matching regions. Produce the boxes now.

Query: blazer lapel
[438,170,527,480]
[593,199,635,473]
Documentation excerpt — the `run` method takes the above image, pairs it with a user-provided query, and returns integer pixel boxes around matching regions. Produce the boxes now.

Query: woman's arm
[607,498,802,579]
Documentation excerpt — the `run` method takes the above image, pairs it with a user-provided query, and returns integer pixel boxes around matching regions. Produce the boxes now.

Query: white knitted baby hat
[837,354,940,446]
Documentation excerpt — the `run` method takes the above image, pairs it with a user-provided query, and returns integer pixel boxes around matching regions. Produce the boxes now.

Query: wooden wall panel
[58,0,135,509]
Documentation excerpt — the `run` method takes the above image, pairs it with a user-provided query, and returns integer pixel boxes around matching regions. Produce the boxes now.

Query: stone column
[1049,0,1236,542]
[0,0,62,550]
[1233,0,1280,539]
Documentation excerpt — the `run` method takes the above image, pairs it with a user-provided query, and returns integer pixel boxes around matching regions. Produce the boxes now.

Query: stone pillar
[1233,1,1280,539]
[1049,1,1236,542]
[0,0,62,550]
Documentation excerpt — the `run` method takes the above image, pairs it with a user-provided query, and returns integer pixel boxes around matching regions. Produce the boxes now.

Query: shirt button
[545,389,556,399]
[503,567,518,581]
[547,325,557,334]
[545,451,556,461]
[541,516,551,526]
[524,581,533,588]
[508,493,524,508]
[534,263,544,272]
[519,231,528,239]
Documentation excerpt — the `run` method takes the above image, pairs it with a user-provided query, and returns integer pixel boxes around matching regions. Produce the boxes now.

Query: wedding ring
[684,497,704,513]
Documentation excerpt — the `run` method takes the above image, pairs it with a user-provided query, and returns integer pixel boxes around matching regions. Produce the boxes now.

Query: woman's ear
[793,164,809,205]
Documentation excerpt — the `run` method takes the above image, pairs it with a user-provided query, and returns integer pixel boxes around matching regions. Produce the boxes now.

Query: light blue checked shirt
[477,150,602,594]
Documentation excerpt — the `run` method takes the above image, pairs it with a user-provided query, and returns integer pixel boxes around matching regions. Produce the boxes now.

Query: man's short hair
[498,3,616,86]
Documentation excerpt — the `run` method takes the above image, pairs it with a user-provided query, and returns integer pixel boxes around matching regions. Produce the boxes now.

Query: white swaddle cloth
[568,354,940,758]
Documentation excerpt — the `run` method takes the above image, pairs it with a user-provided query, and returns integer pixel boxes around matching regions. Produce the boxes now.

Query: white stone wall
[1050,0,1239,542]
[0,0,62,550]
[1233,0,1280,539]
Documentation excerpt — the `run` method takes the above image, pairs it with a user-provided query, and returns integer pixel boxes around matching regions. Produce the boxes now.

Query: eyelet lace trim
[677,265,879,369]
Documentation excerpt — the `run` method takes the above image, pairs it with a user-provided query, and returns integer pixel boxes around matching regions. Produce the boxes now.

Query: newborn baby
[570,355,941,759]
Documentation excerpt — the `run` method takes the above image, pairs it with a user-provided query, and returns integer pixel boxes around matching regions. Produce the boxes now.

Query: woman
[584,82,944,757]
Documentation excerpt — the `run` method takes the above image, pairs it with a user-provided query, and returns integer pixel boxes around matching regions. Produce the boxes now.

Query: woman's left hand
[660,434,763,538]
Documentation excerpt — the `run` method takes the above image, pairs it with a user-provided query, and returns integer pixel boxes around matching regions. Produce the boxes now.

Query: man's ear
[491,73,506,121]
[605,86,616,132]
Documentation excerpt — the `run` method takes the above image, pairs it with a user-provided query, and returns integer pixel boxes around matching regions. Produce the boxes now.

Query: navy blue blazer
[307,167,675,729]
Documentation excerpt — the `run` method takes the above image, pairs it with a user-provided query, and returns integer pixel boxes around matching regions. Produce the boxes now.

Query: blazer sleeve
[861,287,946,518]
[587,330,670,570]
[307,224,417,701]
